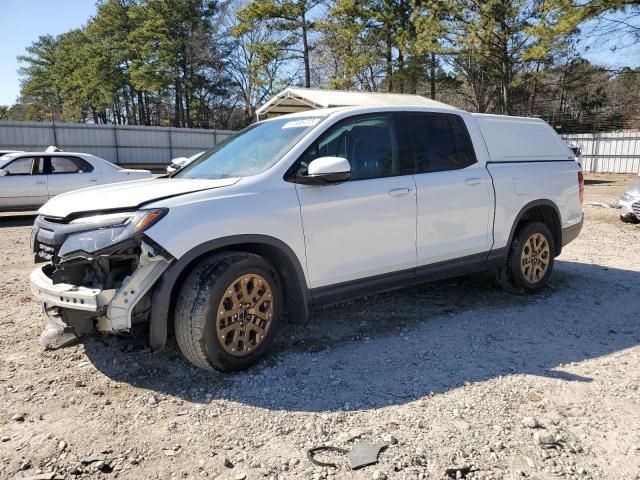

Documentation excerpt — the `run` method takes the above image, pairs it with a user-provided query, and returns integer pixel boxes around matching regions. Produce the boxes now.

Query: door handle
[465,178,483,186]
[35,181,46,185]
[89,178,98,182]
[388,187,414,197]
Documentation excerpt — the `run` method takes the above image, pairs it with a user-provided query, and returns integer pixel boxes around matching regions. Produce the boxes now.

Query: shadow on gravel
[0,213,37,228]
[84,260,639,412]
[584,179,617,186]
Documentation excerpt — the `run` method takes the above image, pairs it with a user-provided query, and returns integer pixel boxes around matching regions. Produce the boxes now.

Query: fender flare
[149,234,309,350]
[506,199,562,255]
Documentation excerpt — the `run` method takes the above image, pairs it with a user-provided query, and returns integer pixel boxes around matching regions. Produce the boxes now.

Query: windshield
[0,154,19,168]
[174,116,323,179]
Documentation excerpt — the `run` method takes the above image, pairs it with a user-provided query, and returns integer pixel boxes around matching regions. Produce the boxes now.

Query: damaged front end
[29,210,173,349]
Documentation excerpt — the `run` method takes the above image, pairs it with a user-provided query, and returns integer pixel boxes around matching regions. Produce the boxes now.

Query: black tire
[620,215,640,224]
[174,252,283,372]
[496,221,555,294]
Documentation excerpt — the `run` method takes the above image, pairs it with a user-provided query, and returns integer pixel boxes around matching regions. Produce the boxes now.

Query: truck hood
[38,177,240,218]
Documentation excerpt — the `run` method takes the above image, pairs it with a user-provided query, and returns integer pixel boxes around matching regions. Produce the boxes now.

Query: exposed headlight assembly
[58,209,167,257]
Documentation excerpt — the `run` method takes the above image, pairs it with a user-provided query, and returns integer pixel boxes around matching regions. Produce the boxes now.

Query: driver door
[0,156,48,210]
[290,115,417,293]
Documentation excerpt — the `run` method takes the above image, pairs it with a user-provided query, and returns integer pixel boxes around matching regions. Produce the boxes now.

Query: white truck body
[29,105,583,369]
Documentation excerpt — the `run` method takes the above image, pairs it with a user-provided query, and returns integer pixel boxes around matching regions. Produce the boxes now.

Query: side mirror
[296,156,351,185]
[0,169,7,177]
[172,157,190,167]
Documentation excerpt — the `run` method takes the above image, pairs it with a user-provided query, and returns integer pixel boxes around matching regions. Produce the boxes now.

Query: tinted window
[4,157,44,175]
[296,116,395,180]
[395,113,476,173]
[50,156,92,174]
[449,116,476,168]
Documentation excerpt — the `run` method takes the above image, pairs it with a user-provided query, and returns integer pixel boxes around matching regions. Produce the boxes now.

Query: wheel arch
[507,199,563,256]
[149,235,310,350]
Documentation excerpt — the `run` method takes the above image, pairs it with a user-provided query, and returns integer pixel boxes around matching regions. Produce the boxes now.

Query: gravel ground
[1,173,639,480]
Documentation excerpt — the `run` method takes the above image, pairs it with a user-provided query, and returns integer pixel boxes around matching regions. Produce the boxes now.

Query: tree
[226,3,294,126]
[413,0,455,99]
[128,0,228,127]
[88,0,147,125]
[610,67,640,129]
[234,0,324,88]
[16,0,237,127]
[438,1,575,114]
[316,0,386,90]
[11,0,640,130]
[17,35,64,121]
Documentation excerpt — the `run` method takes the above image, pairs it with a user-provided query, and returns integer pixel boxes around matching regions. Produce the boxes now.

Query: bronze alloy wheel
[216,273,274,357]
[520,232,550,283]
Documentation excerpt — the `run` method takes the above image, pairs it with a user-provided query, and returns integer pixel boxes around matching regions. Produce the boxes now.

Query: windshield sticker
[281,118,321,129]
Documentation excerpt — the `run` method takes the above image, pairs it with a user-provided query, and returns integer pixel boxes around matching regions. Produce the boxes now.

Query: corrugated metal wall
[562,131,640,174]
[0,120,234,166]
[2,120,638,173]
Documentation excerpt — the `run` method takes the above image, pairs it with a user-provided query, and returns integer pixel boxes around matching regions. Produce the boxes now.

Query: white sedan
[0,151,152,211]
[619,180,640,223]
[0,150,21,157]
[166,151,205,174]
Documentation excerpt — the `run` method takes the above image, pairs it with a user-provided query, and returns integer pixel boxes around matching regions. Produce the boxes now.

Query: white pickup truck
[29,106,584,371]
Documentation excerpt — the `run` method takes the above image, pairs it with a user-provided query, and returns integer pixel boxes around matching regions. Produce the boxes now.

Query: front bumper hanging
[30,242,172,339]
[30,267,116,312]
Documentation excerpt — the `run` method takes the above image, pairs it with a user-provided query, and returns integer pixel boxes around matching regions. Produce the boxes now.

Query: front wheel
[174,252,283,372]
[496,222,555,294]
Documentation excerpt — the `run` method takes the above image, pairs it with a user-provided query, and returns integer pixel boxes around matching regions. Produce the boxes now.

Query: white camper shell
[473,114,574,162]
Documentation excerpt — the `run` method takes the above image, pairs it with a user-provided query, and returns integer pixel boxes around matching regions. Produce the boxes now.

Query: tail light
[578,170,585,203]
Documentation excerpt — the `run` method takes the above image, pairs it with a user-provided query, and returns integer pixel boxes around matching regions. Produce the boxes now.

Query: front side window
[294,115,396,181]
[395,113,476,174]
[175,116,323,180]
[4,157,44,175]
[49,156,92,174]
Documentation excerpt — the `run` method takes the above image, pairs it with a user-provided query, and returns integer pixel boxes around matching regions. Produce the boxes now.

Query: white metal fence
[2,120,639,173]
[562,131,640,174]
[0,120,234,166]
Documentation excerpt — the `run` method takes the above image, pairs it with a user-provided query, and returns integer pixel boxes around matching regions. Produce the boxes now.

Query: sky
[576,9,640,70]
[0,2,638,106]
[0,0,97,106]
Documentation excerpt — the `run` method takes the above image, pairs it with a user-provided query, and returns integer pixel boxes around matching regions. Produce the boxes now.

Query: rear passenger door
[46,156,99,198]
[395,112,493,267]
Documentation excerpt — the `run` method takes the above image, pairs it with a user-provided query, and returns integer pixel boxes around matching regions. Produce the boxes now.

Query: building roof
[255,87,456,119]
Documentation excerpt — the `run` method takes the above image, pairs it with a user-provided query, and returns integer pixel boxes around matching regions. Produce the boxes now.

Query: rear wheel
[174,252,283,372]
[497,222,555,294]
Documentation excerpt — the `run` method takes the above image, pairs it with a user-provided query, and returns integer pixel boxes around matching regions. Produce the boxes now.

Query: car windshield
[174,116,323,179]
[0,154,19,168]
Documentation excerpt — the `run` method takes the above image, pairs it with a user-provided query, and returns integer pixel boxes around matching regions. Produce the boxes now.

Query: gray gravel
[1,174,639,479]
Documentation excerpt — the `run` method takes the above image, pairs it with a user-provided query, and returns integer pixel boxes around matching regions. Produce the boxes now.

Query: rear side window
[4,157,44,175]
[49,156,93,174]
[395,113,476,174]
